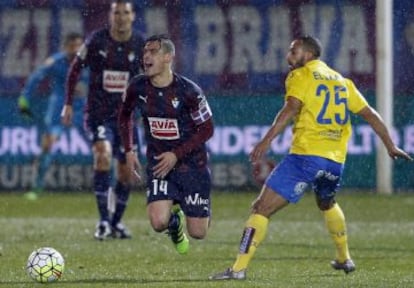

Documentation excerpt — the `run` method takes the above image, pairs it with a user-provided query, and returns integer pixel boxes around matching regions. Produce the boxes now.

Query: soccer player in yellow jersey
[210,35,413,280]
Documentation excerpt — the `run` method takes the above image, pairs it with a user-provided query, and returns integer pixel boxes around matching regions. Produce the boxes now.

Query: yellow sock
[323,203,350,262]
[232,214,269,272]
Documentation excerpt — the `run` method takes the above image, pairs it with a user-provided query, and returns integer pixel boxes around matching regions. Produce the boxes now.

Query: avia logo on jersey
[184,193,209,206]
[148,117,180,140]
[103,70,130,93]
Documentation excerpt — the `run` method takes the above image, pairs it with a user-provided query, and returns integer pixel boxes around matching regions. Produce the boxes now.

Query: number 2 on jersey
[316,84,349,125]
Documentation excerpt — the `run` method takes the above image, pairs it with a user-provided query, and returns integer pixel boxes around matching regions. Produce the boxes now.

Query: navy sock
[168,213,180,231]
[111,181,130,226]
[168,212,183,242]
[94,171,111,222]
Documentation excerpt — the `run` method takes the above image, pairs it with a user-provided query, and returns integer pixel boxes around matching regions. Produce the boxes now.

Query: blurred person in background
[209,35,413,280]
[119,34,214,255]
[61,0,145,240]
[18,32,87,201]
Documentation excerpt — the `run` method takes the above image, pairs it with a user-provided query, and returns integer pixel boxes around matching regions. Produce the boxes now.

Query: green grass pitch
[0,191,413,287]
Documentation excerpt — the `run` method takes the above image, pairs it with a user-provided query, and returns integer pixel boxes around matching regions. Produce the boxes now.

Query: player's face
[286,40,307,70]
[64,38,83,61]
[143,41,170,77]
[109,3,135,33]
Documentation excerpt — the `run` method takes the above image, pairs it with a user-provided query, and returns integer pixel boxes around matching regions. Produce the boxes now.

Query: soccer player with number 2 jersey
[61,0,145,240]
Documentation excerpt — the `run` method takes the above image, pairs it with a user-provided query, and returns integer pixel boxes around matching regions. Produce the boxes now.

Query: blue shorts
[44,125,87,141]
[87,119,139,162]
[45,125,64,137]
[146,167,211,218]
[265,154,343,203]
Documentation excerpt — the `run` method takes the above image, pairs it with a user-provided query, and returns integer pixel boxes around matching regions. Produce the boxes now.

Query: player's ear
[304,51,314,62]
[164,52,173,63]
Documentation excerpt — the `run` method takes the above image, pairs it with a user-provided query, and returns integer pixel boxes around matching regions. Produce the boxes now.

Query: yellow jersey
[285,60,368,163]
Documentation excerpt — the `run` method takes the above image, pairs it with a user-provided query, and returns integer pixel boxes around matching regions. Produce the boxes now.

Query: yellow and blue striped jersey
[285,60,368,163]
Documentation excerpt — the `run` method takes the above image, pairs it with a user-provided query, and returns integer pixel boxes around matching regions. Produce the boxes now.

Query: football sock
[232,213,269,272]
[111,181,130,226]
[168,211,184,243]
[323,203,350,262]
[94,170,111,222]
[35,152,52,191]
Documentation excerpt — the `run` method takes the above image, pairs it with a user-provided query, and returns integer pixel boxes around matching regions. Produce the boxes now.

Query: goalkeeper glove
[18,95,33,118]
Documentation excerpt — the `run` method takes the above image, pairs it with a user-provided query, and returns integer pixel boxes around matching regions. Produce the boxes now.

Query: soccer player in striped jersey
[210,35,413,280]
[18,32,87,200]
[61,0,145,240]
[119,34,214,255]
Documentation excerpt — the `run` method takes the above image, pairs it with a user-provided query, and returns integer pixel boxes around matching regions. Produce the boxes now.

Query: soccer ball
[26,247,65,283]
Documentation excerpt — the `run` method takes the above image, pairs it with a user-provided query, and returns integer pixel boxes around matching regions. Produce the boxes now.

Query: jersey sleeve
[22,57,55,100]
[345,78,368,113]
[187,84,213,125]
[285,69,308,103]
[65,34,95,105]
[119,79,139,152]
[76,32,96,66]
[171,80,214,160]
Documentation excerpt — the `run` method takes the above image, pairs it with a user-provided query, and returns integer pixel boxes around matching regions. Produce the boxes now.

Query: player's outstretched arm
[18,63,50,119]
[250,96,301,163]
[358,105,413,161]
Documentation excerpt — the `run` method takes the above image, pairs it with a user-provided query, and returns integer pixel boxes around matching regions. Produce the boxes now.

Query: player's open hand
[153,152,177,178]
[126,151,143,183]
[250,139,271,164]
[388,146,413,161]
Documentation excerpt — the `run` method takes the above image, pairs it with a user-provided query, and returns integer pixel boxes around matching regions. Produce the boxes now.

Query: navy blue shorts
[146,167,211,218]
[265,154,343,203]
[87,119,138,162]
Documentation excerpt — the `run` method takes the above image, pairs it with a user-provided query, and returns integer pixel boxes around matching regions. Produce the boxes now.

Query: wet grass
[0,191,413,287]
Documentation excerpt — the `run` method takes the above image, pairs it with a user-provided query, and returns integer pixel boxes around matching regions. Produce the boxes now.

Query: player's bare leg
[186,216,209,239]
[147,200,189,254]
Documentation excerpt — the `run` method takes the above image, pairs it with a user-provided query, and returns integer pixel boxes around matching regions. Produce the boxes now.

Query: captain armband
[190,102,212,125]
